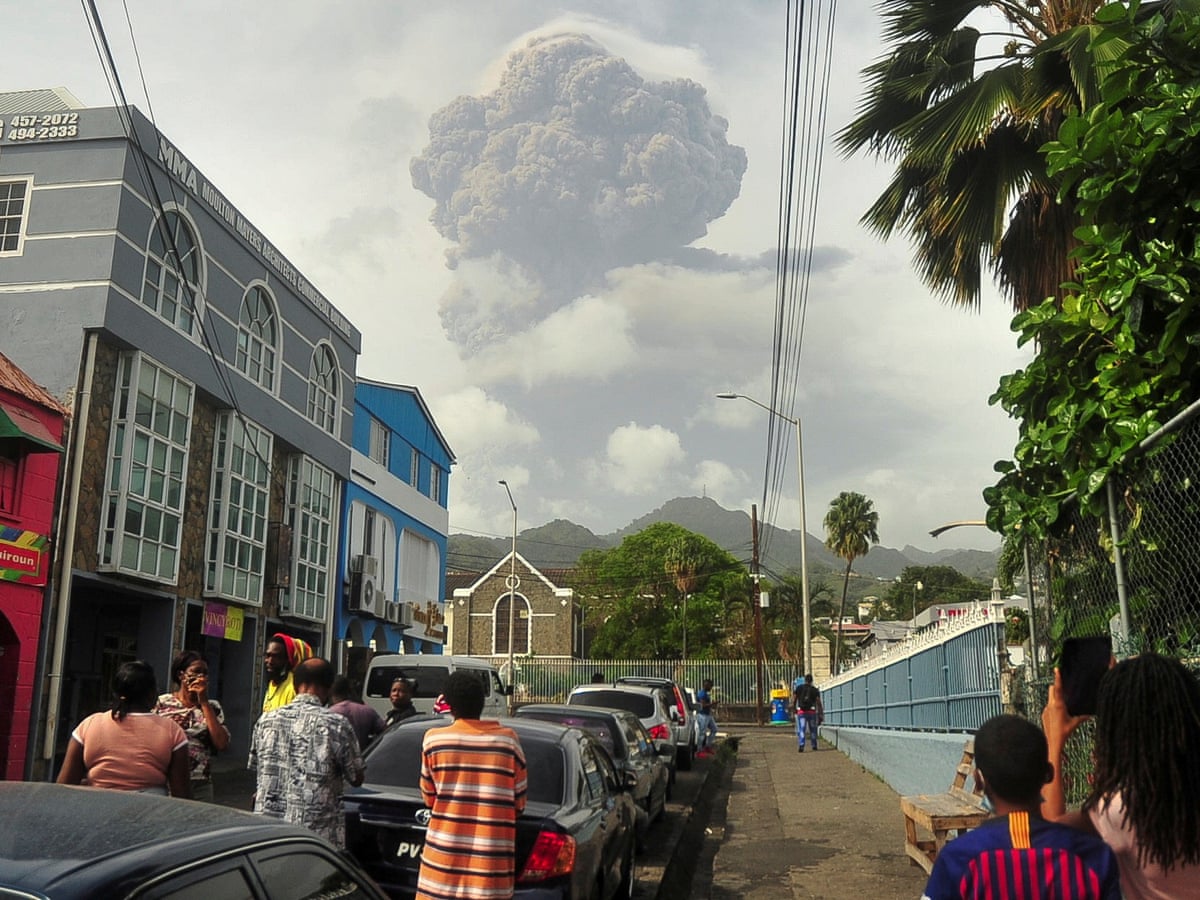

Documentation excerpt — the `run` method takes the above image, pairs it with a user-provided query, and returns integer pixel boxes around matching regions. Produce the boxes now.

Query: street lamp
[499,479,518,712]
[717,392,812,675]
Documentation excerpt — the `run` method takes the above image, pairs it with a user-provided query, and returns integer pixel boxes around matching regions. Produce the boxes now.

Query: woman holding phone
[154,650,230,802]
[1042,653,1200,899]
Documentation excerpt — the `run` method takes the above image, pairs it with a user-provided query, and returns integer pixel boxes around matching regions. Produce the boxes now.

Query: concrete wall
[822,726,975,797]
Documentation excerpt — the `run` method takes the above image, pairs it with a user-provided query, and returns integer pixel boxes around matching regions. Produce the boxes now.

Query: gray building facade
[0,89,361,774]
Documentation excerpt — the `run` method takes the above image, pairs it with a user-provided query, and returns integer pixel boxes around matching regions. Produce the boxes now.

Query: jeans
[697,711,717,749]
[796,711,818,750]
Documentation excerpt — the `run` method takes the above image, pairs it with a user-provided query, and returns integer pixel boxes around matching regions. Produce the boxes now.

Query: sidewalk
[707,726,928,900]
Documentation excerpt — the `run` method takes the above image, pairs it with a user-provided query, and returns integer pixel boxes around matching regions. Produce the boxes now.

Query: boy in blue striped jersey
[922,715,1120,900]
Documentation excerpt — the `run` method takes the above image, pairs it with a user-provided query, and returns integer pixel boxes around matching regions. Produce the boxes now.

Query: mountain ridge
[448,496,998,581]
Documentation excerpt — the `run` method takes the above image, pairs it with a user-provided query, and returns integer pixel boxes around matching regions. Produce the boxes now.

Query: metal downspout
[42,332,97,765]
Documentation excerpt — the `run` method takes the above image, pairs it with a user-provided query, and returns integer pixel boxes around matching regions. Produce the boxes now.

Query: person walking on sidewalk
[696,678,718,756]
[792,673,823,752]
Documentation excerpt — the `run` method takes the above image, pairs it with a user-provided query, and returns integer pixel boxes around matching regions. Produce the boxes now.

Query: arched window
[236,285,278,390]
[307,344,339,433]
[493,593,530,655]
[141,209,201,333]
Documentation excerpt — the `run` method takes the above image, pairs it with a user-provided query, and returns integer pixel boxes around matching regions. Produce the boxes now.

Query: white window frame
[398,529,439,605]
[282,454,336,621]
[0,177,33,256]
[235,284,278,392]
[205,412,272,604]
[368,417,389,467]
[429,463,442,504]
[306,343,339,434]
[99,353,194,582]
[140,207,202,334]
[492,592,531,655]
[409,447,419,487]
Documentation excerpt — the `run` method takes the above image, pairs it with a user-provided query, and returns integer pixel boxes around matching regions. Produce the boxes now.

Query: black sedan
[344,716,638,900]
[0,781,387,900]
[514,703,670,850]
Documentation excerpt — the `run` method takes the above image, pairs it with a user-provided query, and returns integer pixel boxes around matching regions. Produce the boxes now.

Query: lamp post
[717,392,812,675]
[912,580,923,622]
[499,479,518,712]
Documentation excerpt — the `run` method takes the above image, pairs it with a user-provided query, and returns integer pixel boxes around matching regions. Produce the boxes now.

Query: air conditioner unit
[397,603,415,628]
[385,602,400,624]
[349,572,380,617]
[351,554,379,577]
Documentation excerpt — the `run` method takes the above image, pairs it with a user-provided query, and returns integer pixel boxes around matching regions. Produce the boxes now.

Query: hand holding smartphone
[1059,635,1113,717]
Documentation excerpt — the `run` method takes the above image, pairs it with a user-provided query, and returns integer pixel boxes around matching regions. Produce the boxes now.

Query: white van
[363,655,509,719]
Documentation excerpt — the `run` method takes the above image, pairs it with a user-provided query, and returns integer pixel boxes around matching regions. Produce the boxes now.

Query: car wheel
[676,744,693,771]
[617,841,636,899]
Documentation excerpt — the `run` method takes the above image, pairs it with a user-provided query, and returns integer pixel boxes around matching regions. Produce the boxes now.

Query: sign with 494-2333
[3,112,80,143]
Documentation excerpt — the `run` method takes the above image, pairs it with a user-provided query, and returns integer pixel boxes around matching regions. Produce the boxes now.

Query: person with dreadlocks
[1042,653,1200,899]
[262,633,314,713]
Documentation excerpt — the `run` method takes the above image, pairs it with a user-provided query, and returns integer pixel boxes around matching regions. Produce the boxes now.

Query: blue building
[338,380,454,688]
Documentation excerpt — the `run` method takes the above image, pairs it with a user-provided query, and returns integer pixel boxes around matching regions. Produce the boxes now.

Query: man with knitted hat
[262,633,313,713]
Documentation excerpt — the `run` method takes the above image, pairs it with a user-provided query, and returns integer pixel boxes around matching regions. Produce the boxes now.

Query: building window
[141,209,200,334]
[398,530,439,605]
[0,450,20,514]
[282,455,335,621]
[236,285,277,391]
[409,447,419,487]
[494,593,530,655]
[429,464,442,504]
[307,344,338,434]
[100,353,193,582]
[206,412,272,604]
[0,178,32,255]
[368,417,389,467]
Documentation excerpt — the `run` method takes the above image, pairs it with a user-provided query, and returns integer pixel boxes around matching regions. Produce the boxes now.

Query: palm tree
[823,492,880,674]
[837,0,1127,312]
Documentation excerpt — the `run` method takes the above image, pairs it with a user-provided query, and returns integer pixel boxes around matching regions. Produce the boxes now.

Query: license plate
[394,839,424,861]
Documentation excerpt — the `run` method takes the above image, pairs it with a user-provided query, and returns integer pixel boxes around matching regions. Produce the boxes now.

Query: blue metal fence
[821,604,1007,733]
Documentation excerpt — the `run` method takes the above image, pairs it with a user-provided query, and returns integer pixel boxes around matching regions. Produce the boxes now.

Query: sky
[4,1,1029,553]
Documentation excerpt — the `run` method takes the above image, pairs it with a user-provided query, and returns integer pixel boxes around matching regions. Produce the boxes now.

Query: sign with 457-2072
[2,112,80,144]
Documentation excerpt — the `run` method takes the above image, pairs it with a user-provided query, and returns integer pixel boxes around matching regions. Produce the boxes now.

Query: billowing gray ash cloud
[411,33,748,350]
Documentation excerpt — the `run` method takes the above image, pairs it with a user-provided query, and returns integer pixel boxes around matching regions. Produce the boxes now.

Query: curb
[654,736,739,900]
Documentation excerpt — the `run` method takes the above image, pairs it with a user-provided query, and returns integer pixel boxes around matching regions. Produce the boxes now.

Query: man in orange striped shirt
[416,672,528,900]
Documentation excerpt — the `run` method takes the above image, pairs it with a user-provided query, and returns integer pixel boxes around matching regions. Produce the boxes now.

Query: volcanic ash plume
[411,33,747,348]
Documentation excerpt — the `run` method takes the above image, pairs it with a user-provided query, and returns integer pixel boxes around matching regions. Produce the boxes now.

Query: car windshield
[570,690,654,718]
[518,713,619,758]
[365,726,563,804]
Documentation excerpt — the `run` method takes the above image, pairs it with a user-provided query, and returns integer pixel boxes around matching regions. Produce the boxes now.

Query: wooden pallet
[899,738,989,874]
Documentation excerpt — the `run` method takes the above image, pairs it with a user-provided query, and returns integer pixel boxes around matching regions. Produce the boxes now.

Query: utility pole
[751,505,765,726]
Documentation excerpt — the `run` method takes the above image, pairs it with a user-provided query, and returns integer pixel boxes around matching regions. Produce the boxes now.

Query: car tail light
[672,686,687,715]
[518,830,576,882]
[647,722,671,742]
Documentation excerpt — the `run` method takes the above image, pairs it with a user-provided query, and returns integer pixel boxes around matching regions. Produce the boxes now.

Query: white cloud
[591,422,687,495]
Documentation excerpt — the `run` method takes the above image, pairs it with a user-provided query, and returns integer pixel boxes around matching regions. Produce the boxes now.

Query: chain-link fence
[1015,399,1200,805]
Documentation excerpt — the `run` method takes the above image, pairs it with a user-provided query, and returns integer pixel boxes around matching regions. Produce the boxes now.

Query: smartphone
[1059,635,1112,716]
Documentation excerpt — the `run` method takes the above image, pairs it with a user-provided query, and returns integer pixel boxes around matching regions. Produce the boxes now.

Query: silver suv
[613,676,696,771]
[568,680,693,774]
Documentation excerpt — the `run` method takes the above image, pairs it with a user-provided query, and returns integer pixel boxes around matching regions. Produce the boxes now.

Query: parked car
[515,703,671,849]
[344,716,637,900]
[614,676,696,770]
[363,654,510,719]
[0,782,388,900]
[684,687,704,749]
[566,682,688,778]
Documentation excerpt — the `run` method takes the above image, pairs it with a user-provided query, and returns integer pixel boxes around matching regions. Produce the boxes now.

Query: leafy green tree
[882,565,994,619]
[762,572,835,667]
[571,523,749,659]
[823,492,880,673]
[986,2,1200,537]
[838,0,1128,312]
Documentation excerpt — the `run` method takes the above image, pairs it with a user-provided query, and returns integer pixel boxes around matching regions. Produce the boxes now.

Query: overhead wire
[760,0,839,565]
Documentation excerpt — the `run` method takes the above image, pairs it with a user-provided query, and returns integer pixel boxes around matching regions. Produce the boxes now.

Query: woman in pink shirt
[58,660,191,798]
